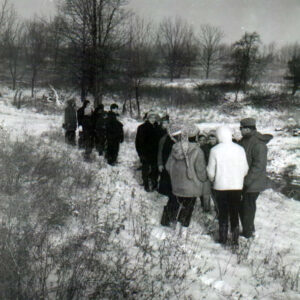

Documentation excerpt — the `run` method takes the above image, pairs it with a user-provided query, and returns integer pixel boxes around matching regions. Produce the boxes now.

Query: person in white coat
[207,126,249,245]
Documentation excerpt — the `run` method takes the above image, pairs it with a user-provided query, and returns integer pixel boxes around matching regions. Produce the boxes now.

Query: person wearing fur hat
[158,123,181,226]
[207,126,249,245]
[63,98,77,146]
[135,111,161,191]
[239,118,273,238]
[166,124,207,228]
[105,103,124,165]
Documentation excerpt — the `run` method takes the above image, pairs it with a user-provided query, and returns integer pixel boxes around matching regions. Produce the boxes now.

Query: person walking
[207,126,249,245]
[63,98,77,146]
[77,100,90,149]
[135,111,161,191]
[239,118,273,238]
[166,124,207,228]
[105,104,124,165]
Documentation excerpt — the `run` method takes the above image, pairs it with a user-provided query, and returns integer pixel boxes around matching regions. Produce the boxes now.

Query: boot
[231,226,239,246]
[218,225,228,244]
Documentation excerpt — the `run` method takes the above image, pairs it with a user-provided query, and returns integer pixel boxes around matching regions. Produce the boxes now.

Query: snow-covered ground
[0,92,299,299]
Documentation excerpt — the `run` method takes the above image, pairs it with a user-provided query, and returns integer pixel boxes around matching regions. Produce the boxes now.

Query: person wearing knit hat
[165,123,207,228]
[135,110,161,192]
[239,117,273,238]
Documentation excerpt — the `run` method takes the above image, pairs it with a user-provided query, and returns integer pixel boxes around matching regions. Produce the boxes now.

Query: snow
[0,91,300,299]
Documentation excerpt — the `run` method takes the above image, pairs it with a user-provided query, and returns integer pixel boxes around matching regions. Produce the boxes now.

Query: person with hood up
[239,118,273,238]
[135,110,161,192]
[63,98,77,146]
[158,123,181,227]
[166,124,207,228]
[105,103,124,165]
[207,126,249,245]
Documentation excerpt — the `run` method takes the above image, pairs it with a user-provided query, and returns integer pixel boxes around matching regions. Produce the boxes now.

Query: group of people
[135,111,273,246]
[63,99,124,165]
[64,99,273,246]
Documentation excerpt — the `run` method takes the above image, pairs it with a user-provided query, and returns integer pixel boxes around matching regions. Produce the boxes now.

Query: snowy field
[0,90,300,299]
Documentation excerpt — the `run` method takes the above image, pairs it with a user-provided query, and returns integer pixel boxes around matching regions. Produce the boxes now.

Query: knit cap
[208,130,217,137]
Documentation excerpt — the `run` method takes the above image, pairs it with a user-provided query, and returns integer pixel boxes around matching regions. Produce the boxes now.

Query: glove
[78,125,83,132]
[158,165,164,173]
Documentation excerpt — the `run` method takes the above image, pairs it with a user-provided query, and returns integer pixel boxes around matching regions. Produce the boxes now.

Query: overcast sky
[10,0,300,46]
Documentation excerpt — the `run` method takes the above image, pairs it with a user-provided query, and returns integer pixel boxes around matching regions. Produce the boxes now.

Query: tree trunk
[135,85,141,118]
[31,69,37,98]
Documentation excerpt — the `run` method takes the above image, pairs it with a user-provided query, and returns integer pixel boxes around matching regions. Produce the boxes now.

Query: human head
[240,118,256,137]
[198,133,207,146]
[83,100,90,108]
[110,103,119,114]
[216,126,233,143]
[167,123,182,140]
[96,103,104,111]
[160,114,170,129]
[67,98,76,107]
[147,111,158,125]
[208,130,217,146]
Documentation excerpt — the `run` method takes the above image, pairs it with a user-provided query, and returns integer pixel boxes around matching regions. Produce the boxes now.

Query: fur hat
[240,118,256,127]
[147,110,158,119]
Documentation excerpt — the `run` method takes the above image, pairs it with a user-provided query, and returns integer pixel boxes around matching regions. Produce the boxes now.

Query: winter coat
[166,142,207,197]
[77,107,84,127]
[157,134,175,196]
[106,112,124,144]
[94,111,107,135]
[207,126,249,191]
[239,131,273,192]
[64,105,77,131]
[135,121,161,164]
[201,144,214,165]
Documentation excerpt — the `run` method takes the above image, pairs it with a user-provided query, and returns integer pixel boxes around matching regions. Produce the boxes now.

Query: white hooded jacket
[207,126,249,190]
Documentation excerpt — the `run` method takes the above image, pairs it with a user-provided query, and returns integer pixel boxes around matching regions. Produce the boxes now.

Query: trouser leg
[106,141,119,165]
[228,190,242,244]
[215,191,229,244]
[161,194,179,226]
[65,130,76,145]
[95,133,105,155]
[84,131,94,159]
[141,161,150,191]
[240,192,259,238]
[149,164,159,190]
[177,197,196,227]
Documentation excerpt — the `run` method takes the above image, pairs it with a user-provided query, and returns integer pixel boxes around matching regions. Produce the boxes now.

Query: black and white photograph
[0,0,299,299]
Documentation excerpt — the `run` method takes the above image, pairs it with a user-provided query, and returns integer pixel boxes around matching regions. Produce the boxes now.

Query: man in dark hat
[239,117,273,238]
[135,111,161,192]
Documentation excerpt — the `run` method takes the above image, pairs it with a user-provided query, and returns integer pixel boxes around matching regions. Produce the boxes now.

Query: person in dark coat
[200,130,218,212]
[239,118,273,238]
[63,98,77,146]
[135,111,161,192]
[81,100,94,161]
[158,123,182,227]
[77,100,90,149]
[105,103,124,165]
[93,104,107,156]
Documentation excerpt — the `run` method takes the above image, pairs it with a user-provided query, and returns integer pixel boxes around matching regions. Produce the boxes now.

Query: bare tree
[121,16,156,117]
[24,19,48,97]
[157,17,197,81]
[60,0,129,105]
[225,32,262,100]
[198,24,224,79]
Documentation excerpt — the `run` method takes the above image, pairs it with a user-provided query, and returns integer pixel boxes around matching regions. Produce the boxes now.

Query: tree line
[0,0,299,109]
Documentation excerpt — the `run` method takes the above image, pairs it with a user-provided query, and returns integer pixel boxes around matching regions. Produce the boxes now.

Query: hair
[110,103,118,110]
[82,100,90,108]
[188,136,197,143]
